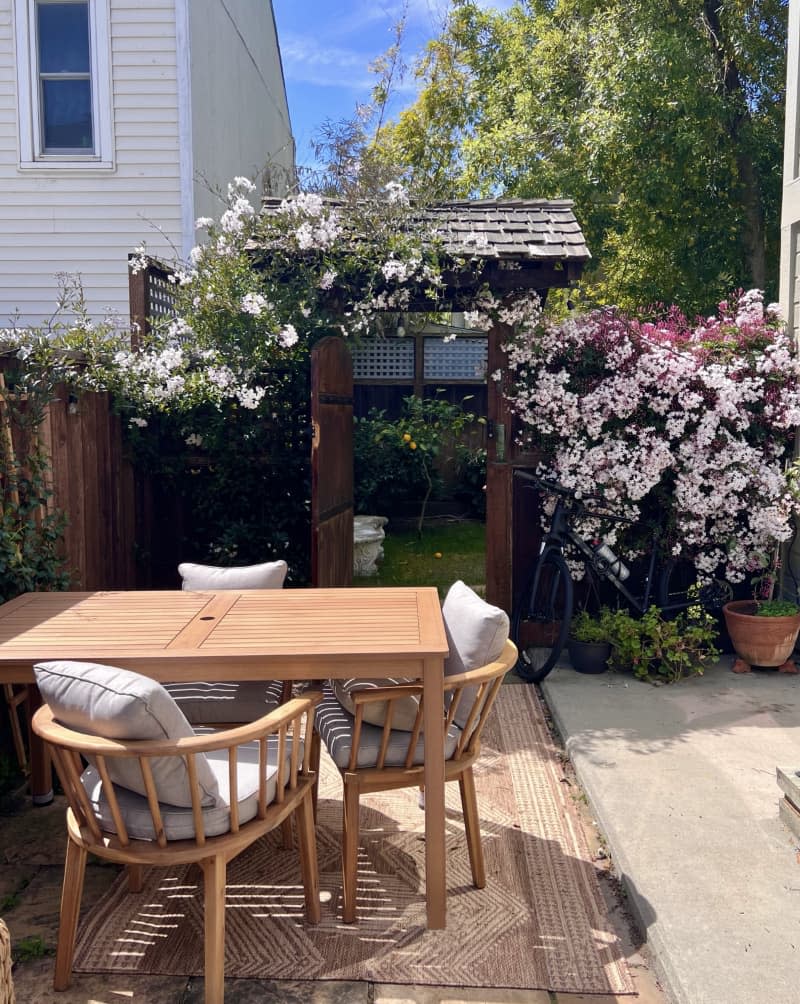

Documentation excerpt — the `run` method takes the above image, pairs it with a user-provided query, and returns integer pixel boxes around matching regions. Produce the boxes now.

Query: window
[14,0,113,169]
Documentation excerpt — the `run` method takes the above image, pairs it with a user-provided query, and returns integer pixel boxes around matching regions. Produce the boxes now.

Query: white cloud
[278,1,519,93]
[281,32,371,84]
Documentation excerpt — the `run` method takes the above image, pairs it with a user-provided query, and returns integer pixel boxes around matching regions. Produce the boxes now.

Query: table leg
[422,656,446,929]
[27,684,53,805]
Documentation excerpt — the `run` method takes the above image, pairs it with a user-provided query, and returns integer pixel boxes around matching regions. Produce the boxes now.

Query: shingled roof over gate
[258,195,590,301]
[420,199,590,262]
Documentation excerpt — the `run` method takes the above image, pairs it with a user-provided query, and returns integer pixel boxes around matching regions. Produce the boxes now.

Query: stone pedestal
[353,516,387,577]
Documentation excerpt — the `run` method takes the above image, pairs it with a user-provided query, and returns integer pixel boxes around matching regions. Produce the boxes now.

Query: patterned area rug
[73,685,634,994]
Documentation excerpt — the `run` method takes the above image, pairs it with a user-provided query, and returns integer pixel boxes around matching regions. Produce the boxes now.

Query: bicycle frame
[537,493,691,616]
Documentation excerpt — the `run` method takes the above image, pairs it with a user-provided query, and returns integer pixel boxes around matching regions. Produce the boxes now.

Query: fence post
[128,255,149,349]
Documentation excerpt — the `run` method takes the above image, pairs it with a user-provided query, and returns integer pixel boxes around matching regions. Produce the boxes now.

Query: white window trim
[14,0,114,170]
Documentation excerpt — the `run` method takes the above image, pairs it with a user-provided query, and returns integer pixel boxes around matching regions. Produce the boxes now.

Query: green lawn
[354,519,486,598]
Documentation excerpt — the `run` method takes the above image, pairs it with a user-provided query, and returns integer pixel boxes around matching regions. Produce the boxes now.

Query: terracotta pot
[722,600,800,668]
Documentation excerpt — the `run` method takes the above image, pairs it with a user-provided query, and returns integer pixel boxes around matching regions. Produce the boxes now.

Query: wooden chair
[316,638,518,922]
[0,917,14,1004]
[2,683,29,775]
[168,561,300,847]
[167,560,294,723]
[32,668,322,1004]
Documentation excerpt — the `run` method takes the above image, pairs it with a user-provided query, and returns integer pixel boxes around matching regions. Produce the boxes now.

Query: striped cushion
[316,685,461,769]
[330,676,420,731]
[164,679,285,725]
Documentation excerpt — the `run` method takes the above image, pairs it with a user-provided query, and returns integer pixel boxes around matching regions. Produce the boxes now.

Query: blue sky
[272,1,513,173]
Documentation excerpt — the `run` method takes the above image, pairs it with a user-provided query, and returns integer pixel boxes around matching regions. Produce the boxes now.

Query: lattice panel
[352,337,414,379]
[148,271,177,321]
[424,337,488,380]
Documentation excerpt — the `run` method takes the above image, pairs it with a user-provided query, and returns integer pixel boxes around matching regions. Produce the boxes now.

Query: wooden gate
[310,336,353,586]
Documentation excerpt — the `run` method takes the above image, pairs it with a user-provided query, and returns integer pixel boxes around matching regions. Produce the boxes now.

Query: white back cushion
[34,660,220,808]
[178,560,288,591]
[442,581,509,728]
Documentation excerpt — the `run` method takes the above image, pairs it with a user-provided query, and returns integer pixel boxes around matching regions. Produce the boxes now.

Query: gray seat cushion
[81,734,302,841]
[316,685,462,769]
[164,679,285,724]
[34,660,219,808]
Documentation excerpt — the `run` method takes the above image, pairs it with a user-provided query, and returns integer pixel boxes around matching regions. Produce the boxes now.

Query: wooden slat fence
[0,364,137,592]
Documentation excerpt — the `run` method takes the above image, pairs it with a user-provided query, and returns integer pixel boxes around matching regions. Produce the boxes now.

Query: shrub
[454,445,487,519]
[606,606,720,683]
[353,393,480,535]
[1,178,459,582]
[570,607,615,643]
[477,288,800,585]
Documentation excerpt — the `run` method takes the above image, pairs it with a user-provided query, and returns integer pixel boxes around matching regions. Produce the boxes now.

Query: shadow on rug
[73,686,634,994]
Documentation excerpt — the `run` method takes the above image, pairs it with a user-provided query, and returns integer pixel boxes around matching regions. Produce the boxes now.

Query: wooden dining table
[0,586,451,929]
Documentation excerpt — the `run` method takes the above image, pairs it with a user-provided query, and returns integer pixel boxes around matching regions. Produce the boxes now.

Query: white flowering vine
[486,289,800,584]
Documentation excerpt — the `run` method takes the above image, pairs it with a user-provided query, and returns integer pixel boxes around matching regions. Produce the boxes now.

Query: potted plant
[605,606,720,683]
[723,595,800,674]
[567,608,613,674]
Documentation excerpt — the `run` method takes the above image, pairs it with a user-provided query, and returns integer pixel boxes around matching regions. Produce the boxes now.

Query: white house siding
[0,0,183,325]
[187,0,294,230]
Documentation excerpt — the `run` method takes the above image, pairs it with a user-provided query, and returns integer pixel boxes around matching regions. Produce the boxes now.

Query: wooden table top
[0,587,449,682]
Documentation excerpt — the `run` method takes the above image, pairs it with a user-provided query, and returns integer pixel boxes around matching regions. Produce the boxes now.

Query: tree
[377,0,788,314]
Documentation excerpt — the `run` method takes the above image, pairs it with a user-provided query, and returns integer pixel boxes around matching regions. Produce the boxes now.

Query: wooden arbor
[417,199,590,612]
[130,199,590,608]
[284,198,590,610]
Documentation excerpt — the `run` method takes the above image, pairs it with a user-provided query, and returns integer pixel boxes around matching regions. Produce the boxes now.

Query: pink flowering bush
[501,290,800,583]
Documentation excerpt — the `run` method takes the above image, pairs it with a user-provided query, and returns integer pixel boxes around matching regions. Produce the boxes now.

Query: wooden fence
[0,371,138,591]
[45,387,138,590]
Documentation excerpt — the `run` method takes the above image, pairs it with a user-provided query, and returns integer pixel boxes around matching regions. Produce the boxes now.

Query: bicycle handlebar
[513,469,634,525]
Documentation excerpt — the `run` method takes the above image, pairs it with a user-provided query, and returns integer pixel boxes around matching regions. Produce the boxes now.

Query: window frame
[14,0,114,170]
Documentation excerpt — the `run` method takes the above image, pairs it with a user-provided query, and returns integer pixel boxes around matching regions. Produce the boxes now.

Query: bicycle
[511,470,731,682]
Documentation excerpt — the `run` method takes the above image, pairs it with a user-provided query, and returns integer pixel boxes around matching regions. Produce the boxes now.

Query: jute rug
[73,685,634,994]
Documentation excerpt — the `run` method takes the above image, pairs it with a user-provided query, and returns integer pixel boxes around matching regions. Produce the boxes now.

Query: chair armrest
[349,683,424,706]
[442,640,518,691]
[32,689,324,849]
[32,690,323,758]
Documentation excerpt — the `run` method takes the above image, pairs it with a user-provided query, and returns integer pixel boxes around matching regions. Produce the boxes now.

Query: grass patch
[354,519,485,598]
[14,935,49,962]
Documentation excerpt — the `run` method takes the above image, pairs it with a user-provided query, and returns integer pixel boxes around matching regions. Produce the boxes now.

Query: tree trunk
[701,1,766,289]
[737,151,767,290]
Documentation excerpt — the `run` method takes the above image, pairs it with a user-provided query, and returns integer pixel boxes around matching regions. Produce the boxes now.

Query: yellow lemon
[409,441,417,450]
[402,432,411,442]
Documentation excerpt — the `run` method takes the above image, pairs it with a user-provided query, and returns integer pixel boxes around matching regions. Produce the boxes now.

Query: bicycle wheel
[656,558,732,613]
[512,550,573,683]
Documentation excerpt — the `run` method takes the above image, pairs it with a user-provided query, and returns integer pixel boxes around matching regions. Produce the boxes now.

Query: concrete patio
[541,654,800,1004]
